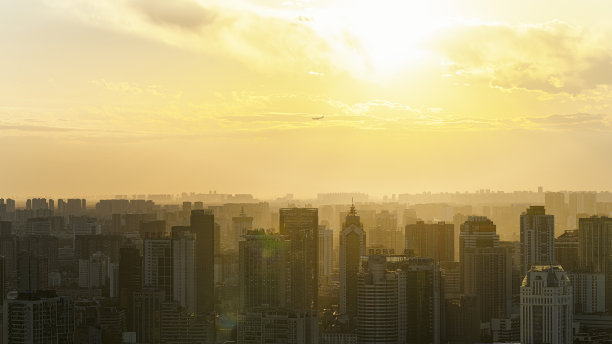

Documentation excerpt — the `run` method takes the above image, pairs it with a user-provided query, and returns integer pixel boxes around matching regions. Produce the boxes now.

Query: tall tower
[279,208,318,311]
[190,209,215,315]
[520,265,573,344]
[520,206,555,277]
[339,203,365,318]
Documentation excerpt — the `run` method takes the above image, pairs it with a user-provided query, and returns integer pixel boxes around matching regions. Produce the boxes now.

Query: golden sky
[2,0,612,197]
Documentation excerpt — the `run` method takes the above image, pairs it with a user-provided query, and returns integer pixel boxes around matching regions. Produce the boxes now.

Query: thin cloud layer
[432,21,612,95]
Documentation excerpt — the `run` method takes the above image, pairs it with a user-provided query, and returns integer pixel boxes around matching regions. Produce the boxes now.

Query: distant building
[318,226,333,284]
[118,247,142,332]
[237,308,319,344]
[133,289,164,344]
[545,192,566,232]
[405,221,454,263]
[231,208,253,251]
[520,265,573,344]
[78,252,109,289]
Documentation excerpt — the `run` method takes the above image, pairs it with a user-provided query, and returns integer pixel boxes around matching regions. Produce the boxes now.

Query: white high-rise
[520,265,573,344]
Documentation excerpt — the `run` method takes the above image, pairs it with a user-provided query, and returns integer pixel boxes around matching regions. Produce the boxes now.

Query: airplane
[312,115,325,120]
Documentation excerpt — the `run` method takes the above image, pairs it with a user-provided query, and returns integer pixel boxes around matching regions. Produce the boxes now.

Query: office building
[118,247,142,331]
[569,272,605,314]
[231,208,253,251]
[555,230,579,272]
[319,226,333,283]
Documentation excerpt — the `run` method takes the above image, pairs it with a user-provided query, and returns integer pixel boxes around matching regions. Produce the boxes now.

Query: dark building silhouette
[555,229,579,272]
[578,216,612,312]
[339,203,365,319]
[190,209,215,315]
[279,208,319,311]
[520,205,555,276]
[118,247,142,331]
[405,220,454,263]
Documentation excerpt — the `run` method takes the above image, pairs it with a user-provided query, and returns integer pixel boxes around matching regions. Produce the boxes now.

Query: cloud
[128,0,217,31]
[431,21,612,94]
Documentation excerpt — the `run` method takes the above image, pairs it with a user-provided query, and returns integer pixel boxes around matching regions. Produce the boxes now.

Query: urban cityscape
[0,191,610,343]
[4,0,612,343]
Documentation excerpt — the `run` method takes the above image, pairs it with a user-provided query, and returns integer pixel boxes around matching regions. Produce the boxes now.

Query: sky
[2,0,612,198]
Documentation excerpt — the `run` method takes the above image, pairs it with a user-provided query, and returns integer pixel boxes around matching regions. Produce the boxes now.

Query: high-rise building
[160,301,214,344]
[520,265,573,344]
[143,233,172,300]
[239,230,290,310]
[520,206,555,276]
[318,226,333,284]
[231,208,253,251]
[445,295,481,344]
[3,290,75,344]
[279,208,318,311]
[118,247,142,331]
[568,272,605,314]
[78,252,109,289]
[171,226,196,313]
[339,204,365,318]
[545,192,566,232]
[460,217,511,324]
[190,209,215,315]
[555,230,579,272]
[133,288,165,344]
[17,252,48,292]
[578,216,612,312]
[459,216,499,266]
[405,221,454,263]
[357,255,398,344]
[390,256,443,344]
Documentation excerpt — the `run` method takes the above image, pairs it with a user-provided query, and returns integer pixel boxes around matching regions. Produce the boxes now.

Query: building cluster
[0,191,612,342]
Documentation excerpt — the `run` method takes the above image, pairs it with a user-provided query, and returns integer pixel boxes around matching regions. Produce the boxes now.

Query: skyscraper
[520,265,572,344]
[460,216,511,324]
[3,290,75,344]
[578,216,612,312]
[339,203,365,318]
[279,208,318,311]
[555,230,579,272]
[318,226,333,284]
[190,209,215,315]
[520,206,555,276]
[238,230,290,310]
[390,256,443,344]
[405,220,454,263]
[118,247,142,331]
[172,226,196,313]
[143,233,172,300]
[357,255,398,344]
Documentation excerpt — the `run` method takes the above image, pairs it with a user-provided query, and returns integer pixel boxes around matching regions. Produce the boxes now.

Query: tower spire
[349,197,356,216]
